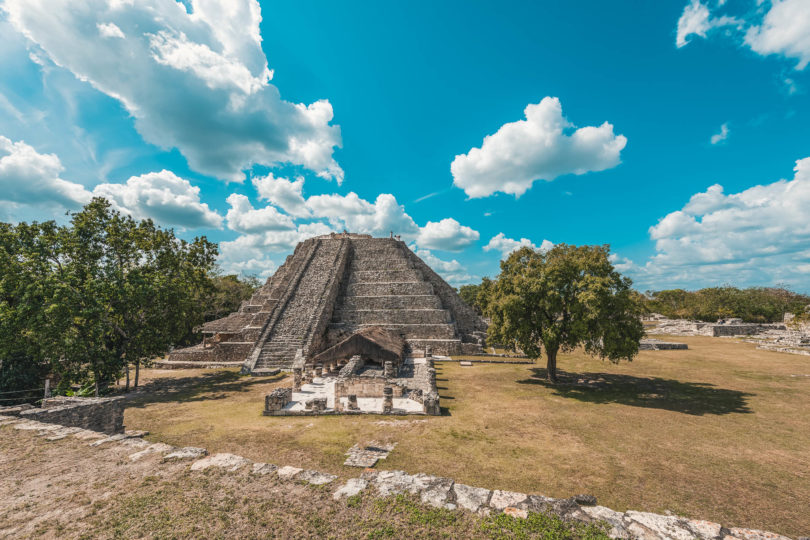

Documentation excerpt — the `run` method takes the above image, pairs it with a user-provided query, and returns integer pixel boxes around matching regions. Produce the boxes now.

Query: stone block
[190,453,251,472]
[333,478,368,499]
[163,447,207,461]
[453,483,492,514]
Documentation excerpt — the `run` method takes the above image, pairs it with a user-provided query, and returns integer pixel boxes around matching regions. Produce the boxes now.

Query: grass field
[124,335,810,537]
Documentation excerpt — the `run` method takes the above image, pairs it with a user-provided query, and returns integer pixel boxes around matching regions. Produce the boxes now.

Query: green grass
[124,335,810,537]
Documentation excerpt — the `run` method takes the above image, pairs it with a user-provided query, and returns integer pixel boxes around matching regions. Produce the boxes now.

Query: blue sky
[1,0,809,291]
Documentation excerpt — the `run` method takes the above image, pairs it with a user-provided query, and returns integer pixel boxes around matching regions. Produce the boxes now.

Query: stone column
[383,361,394,378]
[314,365,323,378]
[382,386,393,413]
[348,394,359,410]
[293,368,302,390]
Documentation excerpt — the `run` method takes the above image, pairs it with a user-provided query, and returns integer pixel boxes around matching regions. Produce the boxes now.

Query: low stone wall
[20,396,124,434]
[711,325,761,337]
[335,378,405,399]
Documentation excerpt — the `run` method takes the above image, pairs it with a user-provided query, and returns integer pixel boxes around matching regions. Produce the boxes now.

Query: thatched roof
[310,326,405,366]
[198,313,253,334]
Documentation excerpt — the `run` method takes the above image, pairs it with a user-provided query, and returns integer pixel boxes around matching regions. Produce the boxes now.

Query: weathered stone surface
[297,469,337,485]
[419,476,455,508]
[251,462,278,475]
[371,470,432,497]
[624,511,695,540]
[452,483,491,514]
[490,490,528,511]
[190,453,251,472]
[344,441,396,467]
[277,465,304,480]
[333,478,368,499]
[21,396,124,434]
[129,443,175,461]
[726,528,793,540]
[573,494,597,506]
[89,433,128,446]
[503,507,528,519]
[72,429,107,441]
[684,519,724,539]
[581,506,629,539]
[162,447,207,461]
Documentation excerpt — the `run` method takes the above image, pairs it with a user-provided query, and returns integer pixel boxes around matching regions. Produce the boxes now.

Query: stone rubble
[0,417,799,540]
[190,453,251,472]
[343,441,396,467]
[162,447,207,461]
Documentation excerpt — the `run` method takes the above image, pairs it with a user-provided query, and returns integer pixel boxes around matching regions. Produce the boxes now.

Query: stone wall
[19,396,124,434]
[334,378,406,399]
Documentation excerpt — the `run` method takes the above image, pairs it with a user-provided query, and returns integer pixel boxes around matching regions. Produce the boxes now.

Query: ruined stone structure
[169,233,486,374]
[1,396,124,434]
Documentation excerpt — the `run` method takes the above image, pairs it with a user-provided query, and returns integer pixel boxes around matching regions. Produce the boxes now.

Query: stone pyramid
[169,233,486,374]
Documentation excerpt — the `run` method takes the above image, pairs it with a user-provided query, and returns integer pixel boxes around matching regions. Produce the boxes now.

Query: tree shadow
[517,369,753,416]
[122,370,286,409]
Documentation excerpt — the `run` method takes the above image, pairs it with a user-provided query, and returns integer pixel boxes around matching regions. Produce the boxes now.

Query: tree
[486,244,644,383]
[0,199,218,395]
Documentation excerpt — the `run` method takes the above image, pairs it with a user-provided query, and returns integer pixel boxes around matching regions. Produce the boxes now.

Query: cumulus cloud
[641,156,810,288]
[252,173,310,217]
[676,0,809,70]
[416,218,479,251]
[484,232,553,259]
[94,169,223,228]
[3,0,343,182]
[414,248,476,286]
[305,192,420,238]
[710,123,730,145]
[745,0,810,69]
[0,135,91,208]
[451,97,626,198]
[224,193,295,234]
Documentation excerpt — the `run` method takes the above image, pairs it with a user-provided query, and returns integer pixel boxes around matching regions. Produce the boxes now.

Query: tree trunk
[125,360,130,392]
[134,360,140,388]
[546,348,558,383]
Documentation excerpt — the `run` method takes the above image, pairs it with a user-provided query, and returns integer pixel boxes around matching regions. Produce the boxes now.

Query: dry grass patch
[123,336,810,536]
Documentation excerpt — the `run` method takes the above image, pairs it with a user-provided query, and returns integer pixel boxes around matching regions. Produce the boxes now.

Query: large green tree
[486,244,644,382]
[0,199,218,395]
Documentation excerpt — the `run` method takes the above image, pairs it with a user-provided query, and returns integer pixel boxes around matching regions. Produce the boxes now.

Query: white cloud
[3,0,343,183]
[484,232,553,259]
[641,156,810,288]
[414,248,476,286]
[451,97,626,198]
[252,173,309,217]
[93,169,223,228]
[224,193,294,234]
[416,218,479,251]
[710,123,729,145]
[97,22,124,39]
[676,0,742,48]
[745,0,810,69]
[305,192,420,238]
[676,0,809,70]
[0,135,91,208]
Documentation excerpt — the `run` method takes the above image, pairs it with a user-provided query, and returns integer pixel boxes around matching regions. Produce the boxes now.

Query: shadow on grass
[518,368,753,416]
[123,370,286,409]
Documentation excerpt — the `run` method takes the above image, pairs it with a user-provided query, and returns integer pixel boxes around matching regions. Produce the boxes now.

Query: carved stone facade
[169,233,486,373]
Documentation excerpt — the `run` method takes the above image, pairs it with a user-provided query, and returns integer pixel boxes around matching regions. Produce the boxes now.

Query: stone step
[345,282,434,297]
[349,260,412,272]
[329,322,458,339]
[333,309,451,325]
[339,295,443,310]
[349,269,422,283]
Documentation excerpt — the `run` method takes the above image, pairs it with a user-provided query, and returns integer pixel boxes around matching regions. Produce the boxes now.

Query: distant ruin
[169,233,487,415]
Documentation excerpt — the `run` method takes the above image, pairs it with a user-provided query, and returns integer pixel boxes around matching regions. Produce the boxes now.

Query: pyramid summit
[169,232,487,374]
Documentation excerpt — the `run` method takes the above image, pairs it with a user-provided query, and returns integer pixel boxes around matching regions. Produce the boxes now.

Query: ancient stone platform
[169,233,486,374]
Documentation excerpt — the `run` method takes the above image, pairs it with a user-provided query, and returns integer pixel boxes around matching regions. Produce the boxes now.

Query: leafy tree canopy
[485,244,644,382]
[0,198,221,395]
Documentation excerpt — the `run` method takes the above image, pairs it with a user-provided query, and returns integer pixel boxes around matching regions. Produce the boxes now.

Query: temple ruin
[169,233,487,415]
